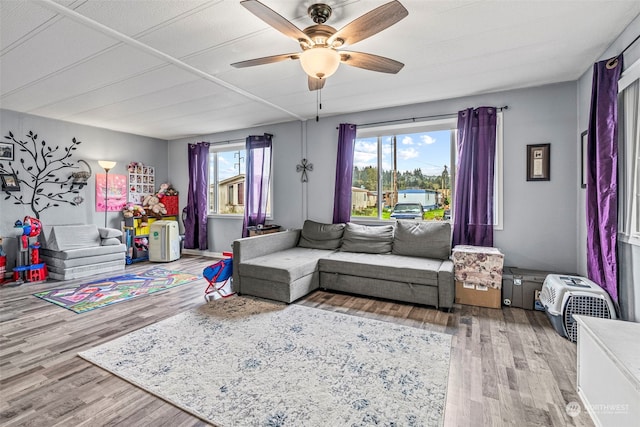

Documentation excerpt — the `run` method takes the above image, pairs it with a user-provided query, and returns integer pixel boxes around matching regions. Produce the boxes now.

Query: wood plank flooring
[0,256,594,426]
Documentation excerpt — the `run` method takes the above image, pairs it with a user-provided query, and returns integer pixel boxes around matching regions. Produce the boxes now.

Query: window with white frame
[351,114,503,228]
[619,59,640,245]
[208,143,272,216]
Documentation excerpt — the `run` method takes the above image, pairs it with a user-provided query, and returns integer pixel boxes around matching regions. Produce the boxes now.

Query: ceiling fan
[231,0,408,91]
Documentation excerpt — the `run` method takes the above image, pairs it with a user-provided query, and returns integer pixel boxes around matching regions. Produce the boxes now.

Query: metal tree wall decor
[0,130,84,218]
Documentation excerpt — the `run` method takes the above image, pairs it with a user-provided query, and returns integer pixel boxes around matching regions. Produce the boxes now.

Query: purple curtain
[184,142,210,250]
[586,56,623,303]
[333,123,357,224]
[452,107,497,247]
[242,134,272,237]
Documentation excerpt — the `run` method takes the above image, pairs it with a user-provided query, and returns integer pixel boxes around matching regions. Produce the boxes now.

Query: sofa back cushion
[46,224,102,251]
[341,223,394,254]
[392,220,451,260]
[297,220,345,250]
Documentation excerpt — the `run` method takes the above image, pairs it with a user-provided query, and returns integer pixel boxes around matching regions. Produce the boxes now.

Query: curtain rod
[339,105,509,129]
[617,34,640,58]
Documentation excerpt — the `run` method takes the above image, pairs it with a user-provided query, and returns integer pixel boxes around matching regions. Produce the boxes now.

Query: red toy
[10,216,47,285]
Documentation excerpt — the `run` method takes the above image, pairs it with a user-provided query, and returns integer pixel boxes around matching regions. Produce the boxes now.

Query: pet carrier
[203,258,234,301]
[539,274,617,342]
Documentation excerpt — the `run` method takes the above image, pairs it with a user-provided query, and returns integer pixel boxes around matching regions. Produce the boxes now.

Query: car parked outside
[390,203,424,220]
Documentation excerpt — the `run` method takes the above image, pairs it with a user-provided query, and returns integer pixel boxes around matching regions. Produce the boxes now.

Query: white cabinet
[575,316,640,427]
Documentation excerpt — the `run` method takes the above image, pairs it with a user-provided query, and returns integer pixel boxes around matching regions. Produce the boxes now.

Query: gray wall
[170,82,579,274]
[576,15,640,321]
[0,109,168,268]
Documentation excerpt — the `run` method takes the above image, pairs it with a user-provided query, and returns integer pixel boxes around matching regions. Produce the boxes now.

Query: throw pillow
[298,220,346,250]
[392,220,451,260]
[101,237,122,246]
[98,227,122,239]
[341,223,394,254]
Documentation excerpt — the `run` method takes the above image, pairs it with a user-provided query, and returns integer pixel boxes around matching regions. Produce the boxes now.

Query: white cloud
[398,147,419,160]
[402,136,414,145]
[420,135,436,145]
[355,140,377,153]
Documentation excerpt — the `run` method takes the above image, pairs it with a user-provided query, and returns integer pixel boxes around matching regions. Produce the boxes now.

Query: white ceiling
[1,0,639,140]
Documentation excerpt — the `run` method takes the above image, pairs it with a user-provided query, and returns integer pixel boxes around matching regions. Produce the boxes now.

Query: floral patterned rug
[34,267,200,313]
[79,297,452,426]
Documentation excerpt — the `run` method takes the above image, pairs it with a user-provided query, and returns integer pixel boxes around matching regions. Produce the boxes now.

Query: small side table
[451,245,504,308]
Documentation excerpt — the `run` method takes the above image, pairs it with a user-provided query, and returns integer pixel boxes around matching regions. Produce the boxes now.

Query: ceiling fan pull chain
[316,89,319,122]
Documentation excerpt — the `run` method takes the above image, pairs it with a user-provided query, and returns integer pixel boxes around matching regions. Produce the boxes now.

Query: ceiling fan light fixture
[300,47,340,79]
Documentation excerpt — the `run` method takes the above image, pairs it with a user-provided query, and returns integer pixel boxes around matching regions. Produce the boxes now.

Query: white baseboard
[182,249,225,258]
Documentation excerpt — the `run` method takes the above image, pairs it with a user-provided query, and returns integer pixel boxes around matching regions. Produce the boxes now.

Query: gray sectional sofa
[39,224,126,280]
[233,220,454,309]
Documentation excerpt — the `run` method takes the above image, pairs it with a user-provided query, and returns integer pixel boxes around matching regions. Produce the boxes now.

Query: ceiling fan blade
[241,0,310,43]
[328,1,408,47]
[231,53,300,68]
[340,51,404,74]
[308,76,326,91]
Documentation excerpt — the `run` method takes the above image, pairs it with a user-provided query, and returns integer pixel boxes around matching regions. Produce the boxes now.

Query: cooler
[148,220,181,262]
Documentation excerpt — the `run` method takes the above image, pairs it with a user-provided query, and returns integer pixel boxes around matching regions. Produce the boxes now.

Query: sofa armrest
[232,230,301,294]
[437,259,455,309]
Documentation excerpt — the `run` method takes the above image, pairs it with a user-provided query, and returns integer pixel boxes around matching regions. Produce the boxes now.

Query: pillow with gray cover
[341,222,394,254]
[392,220,451,260]
[297,220,346,250]
[101,237,122,246]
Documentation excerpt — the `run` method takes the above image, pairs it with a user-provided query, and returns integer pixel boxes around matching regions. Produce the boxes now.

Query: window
[208,143,270,216]
[619,59,640,245]
[208,144,246,215]
[351,114,503,227]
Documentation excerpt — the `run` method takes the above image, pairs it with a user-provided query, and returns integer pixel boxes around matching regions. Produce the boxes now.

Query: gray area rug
[79,297,452,426]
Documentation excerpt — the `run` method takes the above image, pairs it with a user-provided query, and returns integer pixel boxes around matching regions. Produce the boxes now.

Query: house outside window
[351,115,503,227]
[208,143,270,216]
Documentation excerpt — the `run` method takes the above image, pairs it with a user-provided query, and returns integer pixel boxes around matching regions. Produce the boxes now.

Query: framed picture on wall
[0,142,14,161]
[1,173,20,191]
[581,131,588,188]
[526,143,550,181]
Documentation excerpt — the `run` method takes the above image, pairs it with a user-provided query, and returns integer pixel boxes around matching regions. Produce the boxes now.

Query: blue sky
[355,130,452,176]
[215,149,246,181]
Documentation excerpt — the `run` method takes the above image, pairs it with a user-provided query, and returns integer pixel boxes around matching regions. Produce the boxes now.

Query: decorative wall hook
[296,158,313,182]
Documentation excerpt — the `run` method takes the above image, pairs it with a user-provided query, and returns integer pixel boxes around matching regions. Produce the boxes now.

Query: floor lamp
[98,160,116,227]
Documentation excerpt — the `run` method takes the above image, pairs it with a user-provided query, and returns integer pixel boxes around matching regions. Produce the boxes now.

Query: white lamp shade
[98,160,116,171]
[300,48,340,79]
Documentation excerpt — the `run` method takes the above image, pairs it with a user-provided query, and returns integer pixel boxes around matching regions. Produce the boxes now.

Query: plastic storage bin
[502,267,560,310]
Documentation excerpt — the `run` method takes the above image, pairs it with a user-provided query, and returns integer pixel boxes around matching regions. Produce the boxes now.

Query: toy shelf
[122,215,177,264]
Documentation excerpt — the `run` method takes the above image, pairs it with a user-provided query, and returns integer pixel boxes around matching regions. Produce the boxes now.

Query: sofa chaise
[39,224,126,280]
[233,220,454,309]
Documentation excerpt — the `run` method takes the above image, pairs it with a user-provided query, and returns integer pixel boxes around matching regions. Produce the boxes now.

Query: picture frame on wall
[581,131,588,188]
[1,173,20,191]
[526,143,550,181]
[0,142,14,161]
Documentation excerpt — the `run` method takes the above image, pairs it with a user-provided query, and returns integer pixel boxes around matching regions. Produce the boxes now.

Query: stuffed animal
[143,195,167,218]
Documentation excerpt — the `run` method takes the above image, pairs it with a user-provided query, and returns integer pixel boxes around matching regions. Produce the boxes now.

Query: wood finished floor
[0,255,594,426]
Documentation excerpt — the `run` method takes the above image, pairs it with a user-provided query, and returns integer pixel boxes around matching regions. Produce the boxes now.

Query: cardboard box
[455,281,501,309]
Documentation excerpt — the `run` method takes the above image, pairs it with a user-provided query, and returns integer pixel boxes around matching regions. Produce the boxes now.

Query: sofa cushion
[101,237,122,246]
[392,220,451,260]
[98,227,122,239]
[239,247,335,284]
[319,251,442,286]
[46,224,101,251]
[40,244,126,260]
[298,220,345,250]
[340,223,394,254]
